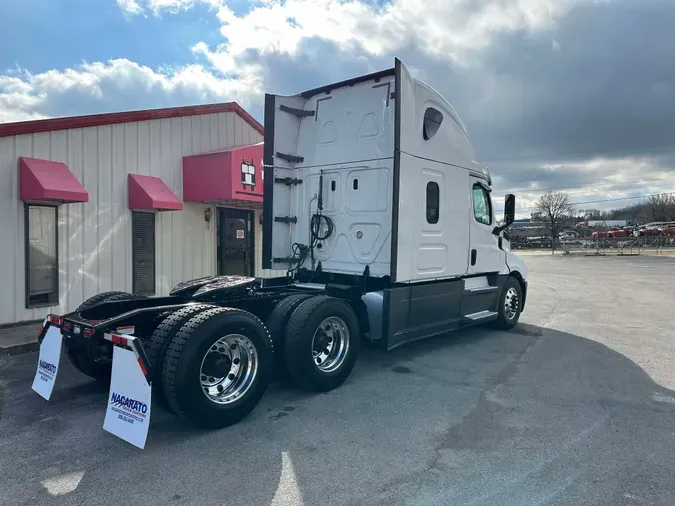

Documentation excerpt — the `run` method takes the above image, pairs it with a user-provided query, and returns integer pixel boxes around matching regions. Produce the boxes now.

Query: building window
[426,181,440,224]
[25,204,59,308]
[423,107,443,140]
[472,183,492,226]
[132,211,156,296]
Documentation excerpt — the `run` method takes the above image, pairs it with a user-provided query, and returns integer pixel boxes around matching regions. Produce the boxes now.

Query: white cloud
[192,0,578,71]
[117,0,222,16]
[6,0,583,124]
[0,59,259,123]
[116,0,145,17]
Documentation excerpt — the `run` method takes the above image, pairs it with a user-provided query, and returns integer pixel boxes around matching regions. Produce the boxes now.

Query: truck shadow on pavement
[1,323,674,506]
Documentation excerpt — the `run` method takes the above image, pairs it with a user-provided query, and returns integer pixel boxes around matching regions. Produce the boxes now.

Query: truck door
[468,177,503,274]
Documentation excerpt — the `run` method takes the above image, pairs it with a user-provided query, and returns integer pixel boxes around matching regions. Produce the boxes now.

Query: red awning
[128,174,183,211]
[182,143,263,204]
[19,157,88,203]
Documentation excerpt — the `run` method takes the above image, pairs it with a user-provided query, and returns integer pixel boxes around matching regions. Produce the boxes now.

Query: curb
[0,341,40,356]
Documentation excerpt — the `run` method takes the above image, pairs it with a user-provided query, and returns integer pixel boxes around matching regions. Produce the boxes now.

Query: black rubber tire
[146,304,216,412]
[161,307,273,429]
[66,291,144,381]
[491,276,523,330]
[266,293,314,377]
[266,293,315,347]
[65,348,112,382]
[283,296,360,392]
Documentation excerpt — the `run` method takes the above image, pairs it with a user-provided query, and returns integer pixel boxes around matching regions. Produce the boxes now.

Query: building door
[217,208,254,276]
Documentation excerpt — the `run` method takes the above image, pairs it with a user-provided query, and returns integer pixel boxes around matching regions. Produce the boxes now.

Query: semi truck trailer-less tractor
[34,59,528,435]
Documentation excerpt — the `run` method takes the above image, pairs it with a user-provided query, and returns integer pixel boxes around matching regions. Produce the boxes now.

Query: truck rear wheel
[161,307,273,429]
[266,293,314,347]
[266,293,314,375]
[66,291,144,381]
[491,277,522,330]
[146,304,216,411]
[283,296,360,392]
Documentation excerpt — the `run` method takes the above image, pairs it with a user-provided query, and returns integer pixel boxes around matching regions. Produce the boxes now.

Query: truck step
[276,152,304,164]
[463,310,498,321]
[274,216,298,224]
[464,286,499,293]
[279,104,315,117]
[274,177,303,186]
[273,257,301,264]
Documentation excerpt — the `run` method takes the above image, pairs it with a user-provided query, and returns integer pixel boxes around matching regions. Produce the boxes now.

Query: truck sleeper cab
[263,58,527,347]
[35,59,527,436]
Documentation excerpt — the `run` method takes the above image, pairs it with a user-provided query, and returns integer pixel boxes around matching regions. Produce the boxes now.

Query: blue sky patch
[0,0,222,73]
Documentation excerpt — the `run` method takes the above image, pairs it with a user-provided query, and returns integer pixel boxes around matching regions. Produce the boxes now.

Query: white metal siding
[0,111,263,325]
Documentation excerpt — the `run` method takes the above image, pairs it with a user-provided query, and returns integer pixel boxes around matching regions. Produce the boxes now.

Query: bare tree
[532,191,575,253]
[648,193,675,222]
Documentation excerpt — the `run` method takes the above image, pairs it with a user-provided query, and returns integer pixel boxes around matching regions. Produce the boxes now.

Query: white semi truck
[33,59,527,445]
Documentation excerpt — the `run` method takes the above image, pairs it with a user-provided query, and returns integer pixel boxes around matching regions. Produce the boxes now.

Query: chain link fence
[510,228,675,255]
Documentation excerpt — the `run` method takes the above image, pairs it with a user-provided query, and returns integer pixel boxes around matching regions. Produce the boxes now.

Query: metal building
[0,103,283,326]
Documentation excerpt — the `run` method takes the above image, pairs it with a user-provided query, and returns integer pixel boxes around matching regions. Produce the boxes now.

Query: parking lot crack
[427,333,541,473]
[490,334,539,387]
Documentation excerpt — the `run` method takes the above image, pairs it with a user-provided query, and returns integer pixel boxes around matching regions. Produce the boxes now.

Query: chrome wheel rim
[504,287,519,320]
[199,334,258,405]
[311,316,350,373]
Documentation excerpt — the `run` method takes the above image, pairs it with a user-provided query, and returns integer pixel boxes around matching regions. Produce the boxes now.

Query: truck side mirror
[493,194,516,236]
[504,194,515,225]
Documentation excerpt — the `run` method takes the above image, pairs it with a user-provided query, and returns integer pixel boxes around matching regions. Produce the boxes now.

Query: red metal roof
[128,174,183,211]
[19,157,88,203]
[0,102,263,138]
[183,143,263,203]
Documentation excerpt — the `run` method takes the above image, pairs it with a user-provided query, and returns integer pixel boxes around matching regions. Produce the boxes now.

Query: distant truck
[588,220,627,228]
[33,59,528,436]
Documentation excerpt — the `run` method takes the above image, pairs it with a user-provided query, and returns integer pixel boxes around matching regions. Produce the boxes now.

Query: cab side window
[472,184,492,226]
[426,182,440,224]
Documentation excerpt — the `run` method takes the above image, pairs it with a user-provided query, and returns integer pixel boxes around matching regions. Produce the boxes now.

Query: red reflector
[83,328,95,337]
[38,325,44,337]
[137,357,148,376]
[111,334,128,346]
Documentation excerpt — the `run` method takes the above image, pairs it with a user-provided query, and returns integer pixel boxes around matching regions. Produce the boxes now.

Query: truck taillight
[48,315,62,326]
[83,328,95,338]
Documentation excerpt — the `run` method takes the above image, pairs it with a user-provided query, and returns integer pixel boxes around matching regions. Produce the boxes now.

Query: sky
[1,0,674,218]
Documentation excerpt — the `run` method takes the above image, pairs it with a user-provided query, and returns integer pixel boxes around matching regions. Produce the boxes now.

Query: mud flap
[102,333,152,449]
[31,316,63,401]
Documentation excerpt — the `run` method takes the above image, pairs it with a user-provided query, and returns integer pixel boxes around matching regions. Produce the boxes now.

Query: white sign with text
[31,326,63,401]
[103,346,152,449]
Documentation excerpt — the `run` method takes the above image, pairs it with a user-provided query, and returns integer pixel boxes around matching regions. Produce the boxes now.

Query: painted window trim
[24,203,59,309]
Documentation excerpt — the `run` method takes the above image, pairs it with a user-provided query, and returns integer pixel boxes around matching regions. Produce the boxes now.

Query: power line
[491,177,675,196]
[509,191,675,213]
[481,141,675,163]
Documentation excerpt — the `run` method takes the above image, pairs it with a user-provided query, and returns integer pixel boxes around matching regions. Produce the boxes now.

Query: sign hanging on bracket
[31,323,63,401]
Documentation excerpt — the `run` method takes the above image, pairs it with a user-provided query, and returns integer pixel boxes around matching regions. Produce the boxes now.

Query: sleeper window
[423,107,443,140]
[426,182,440,224]
[472,184,492,226]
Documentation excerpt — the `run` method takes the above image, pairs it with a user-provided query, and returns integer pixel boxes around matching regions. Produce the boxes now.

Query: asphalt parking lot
[1,254,674,506]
